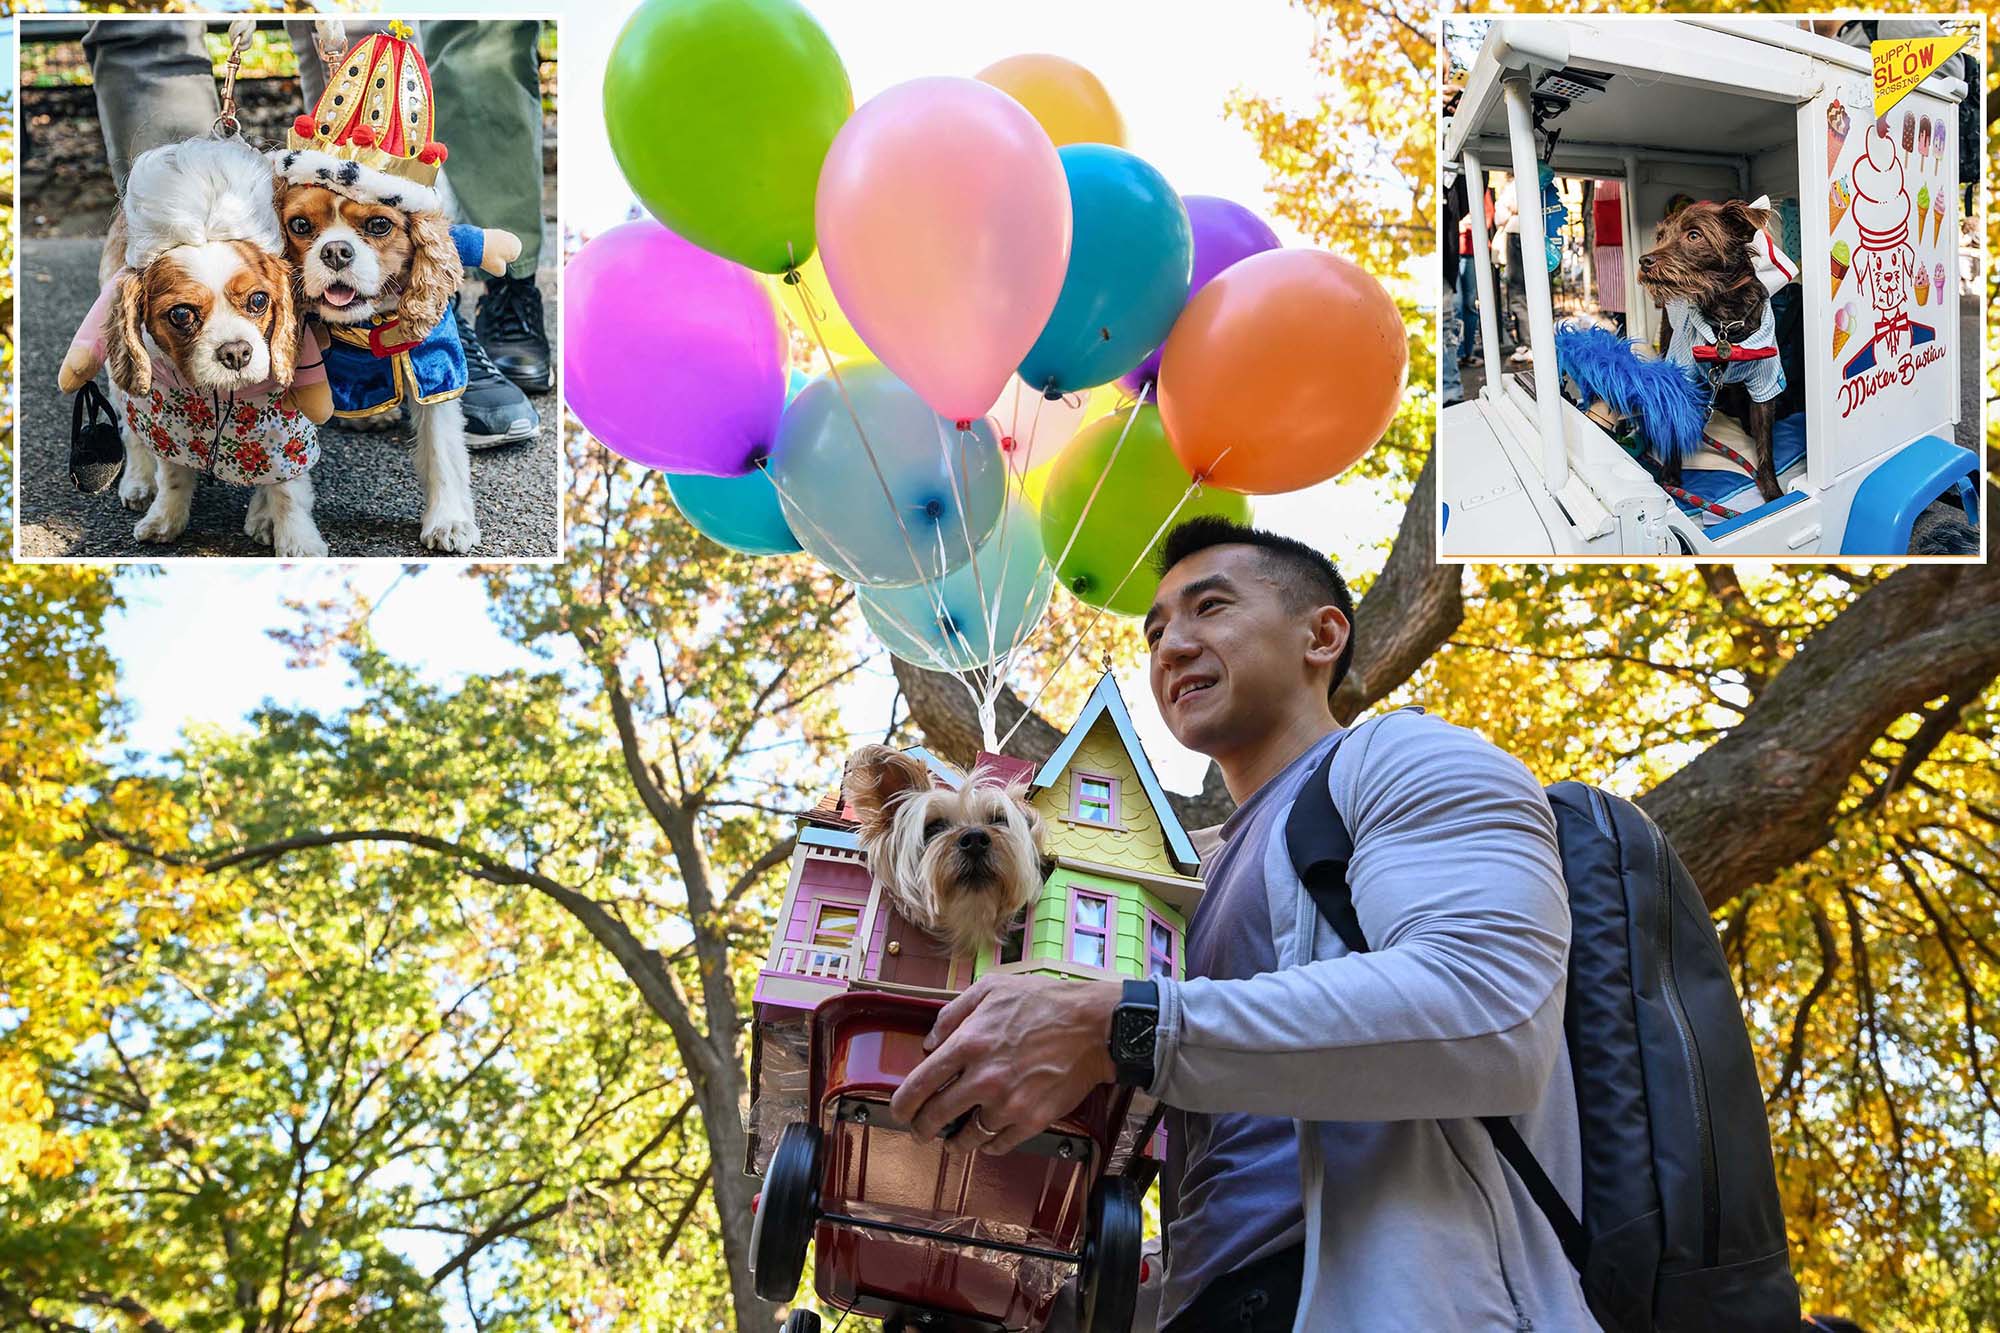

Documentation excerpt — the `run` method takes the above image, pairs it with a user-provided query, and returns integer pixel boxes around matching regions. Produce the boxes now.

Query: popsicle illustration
[1829,175,1853,231]
[1827,97,1851,174]
[1830,239,1851,298]
[1918,117,1932,171]
[1833,303,1853,358]
[1918,185,1931,244]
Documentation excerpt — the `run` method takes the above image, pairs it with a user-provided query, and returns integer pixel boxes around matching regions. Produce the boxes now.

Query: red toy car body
[751,991,1145,1333]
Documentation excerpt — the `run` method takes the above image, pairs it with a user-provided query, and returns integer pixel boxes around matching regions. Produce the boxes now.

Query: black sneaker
[454,296,539,449]
[474,273,551,394]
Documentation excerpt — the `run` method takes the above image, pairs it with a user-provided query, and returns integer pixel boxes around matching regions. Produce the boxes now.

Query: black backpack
[1287,736,1801,1333]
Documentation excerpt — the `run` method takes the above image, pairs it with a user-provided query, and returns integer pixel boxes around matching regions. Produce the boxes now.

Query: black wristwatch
[1109,979,1160,1088]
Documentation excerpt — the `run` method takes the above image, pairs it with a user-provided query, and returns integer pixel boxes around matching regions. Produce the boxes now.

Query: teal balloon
[662,370,812,556]
[860,492,1053,671]
[665,471,800,556]
[1019,145,1192,395]
[769,362,1006,588]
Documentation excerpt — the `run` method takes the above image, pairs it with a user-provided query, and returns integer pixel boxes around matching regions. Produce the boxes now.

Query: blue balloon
[661,369,814,556]
[859,491,1052,671]
[1019,145,1193,396]
[769,362,1006,588]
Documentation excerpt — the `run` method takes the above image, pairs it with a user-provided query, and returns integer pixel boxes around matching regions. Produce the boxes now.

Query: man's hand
[888,974,1122,1157]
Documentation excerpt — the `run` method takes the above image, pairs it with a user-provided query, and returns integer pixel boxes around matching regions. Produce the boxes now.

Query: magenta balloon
[816,77,1071,423]
[1119,195,1282,393]
[563,220,786,475]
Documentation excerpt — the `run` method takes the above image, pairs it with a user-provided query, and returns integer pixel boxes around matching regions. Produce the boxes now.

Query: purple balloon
[564,220,786,475]
[1119,195,1282,393]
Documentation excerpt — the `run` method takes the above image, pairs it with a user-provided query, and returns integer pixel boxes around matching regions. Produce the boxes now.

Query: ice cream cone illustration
[1916,266,1930,305]
[1933,192,1946,244]
[1831,239,1851,298]
[1833,303,1853,358]
[1936,262,1947,302]
[1827,97,1851,175]
[1830,175,1853,231]
[1918,186,1931,244]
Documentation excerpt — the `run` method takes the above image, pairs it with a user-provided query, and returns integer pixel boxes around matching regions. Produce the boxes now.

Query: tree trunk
[694,1071,769,1332]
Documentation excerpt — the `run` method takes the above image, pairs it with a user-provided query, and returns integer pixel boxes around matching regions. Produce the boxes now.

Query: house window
[1145,912,1177,979]
[1070,891,1112,968]
[999,908,1029,965]
[1072,773,1117,826]
[811,903,860,949]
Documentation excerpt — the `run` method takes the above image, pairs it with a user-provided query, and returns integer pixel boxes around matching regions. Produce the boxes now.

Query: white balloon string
[997,474,1207,754]
[783,246,941,605]
[761,460,984,706]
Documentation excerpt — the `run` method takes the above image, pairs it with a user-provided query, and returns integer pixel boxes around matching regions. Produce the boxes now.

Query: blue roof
[1030,672,1200,873]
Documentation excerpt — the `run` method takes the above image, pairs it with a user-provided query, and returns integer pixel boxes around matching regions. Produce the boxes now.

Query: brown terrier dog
[1638,200,1789,502]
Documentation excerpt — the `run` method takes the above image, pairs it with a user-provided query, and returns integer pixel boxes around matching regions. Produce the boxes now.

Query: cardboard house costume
[747,672,1202,1173]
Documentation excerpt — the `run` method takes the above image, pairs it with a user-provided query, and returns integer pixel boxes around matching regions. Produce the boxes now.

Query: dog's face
[1637,200,1772,309]
[279,184,460,335]
[105,241,296,397]
[844,745,1046,958]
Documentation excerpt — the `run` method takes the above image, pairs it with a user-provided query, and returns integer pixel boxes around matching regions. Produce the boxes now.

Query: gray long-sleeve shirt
[1148,707,1600,1332]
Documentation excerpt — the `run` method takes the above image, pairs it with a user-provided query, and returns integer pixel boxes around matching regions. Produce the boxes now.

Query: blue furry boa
[1553,320,1708,463]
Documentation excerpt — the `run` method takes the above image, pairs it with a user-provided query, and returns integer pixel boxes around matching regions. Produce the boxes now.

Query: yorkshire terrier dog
[844,745,1046,960]
[1638,199,1795,502]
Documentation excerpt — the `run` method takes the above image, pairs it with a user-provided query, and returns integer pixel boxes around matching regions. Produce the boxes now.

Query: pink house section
[755,852,873,1015]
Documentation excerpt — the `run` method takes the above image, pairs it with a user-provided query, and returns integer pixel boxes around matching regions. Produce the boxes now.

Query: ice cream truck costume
[1440,17,1980,558]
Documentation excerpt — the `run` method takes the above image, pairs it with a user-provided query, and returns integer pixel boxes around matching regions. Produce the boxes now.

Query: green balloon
[1039,405,1253,617]
[605,0,851,275]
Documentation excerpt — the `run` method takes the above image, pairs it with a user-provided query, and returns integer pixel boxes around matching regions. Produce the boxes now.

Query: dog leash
[212,19,256,140]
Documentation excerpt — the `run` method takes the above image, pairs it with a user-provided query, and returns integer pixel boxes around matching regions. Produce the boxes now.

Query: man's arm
[1149,711,1569,1122]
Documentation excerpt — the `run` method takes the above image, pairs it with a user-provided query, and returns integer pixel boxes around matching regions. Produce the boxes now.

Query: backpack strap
[1285,733,1590,1271]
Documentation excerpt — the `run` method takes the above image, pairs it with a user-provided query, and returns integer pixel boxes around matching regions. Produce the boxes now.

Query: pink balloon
[816,77,1071,423]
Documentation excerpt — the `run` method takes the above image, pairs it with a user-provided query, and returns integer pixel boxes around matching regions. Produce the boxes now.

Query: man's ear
[845,745,934,837]
[104,271,151,397]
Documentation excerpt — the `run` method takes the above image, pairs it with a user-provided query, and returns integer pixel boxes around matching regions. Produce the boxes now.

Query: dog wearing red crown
[271,20,520,553]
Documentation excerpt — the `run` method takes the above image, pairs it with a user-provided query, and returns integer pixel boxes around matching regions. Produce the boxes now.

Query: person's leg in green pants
[86,21,220,191]
[425,20,550,393]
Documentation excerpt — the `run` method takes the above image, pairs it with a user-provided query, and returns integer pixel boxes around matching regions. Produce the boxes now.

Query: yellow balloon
[975,54,1125,148]
[767,249,872,362]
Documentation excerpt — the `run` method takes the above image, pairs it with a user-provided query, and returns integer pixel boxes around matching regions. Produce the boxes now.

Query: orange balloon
[975,54,1125,148]
[1157,249,1407,494]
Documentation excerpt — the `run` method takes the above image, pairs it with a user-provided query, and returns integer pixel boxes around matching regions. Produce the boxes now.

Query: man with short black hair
[891,518,1593,1331]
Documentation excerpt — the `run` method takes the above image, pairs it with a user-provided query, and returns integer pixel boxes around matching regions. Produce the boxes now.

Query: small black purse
[70,379,126,494]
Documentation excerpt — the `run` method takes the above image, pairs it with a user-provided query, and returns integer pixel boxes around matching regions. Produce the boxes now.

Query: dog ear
[1716,200,1763,243]
[262,252,300,387]
[397,209,462,340]
[1006,779,1045,848]
[104,271,152,397]
[845,745,934,836]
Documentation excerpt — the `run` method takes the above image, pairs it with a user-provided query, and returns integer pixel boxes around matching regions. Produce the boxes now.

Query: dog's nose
[1639,253,1656,272]
[215,340,253,371]
[321,239,353,271]
[958,828,991,854]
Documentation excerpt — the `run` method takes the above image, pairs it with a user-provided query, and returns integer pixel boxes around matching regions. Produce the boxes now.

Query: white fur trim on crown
[122,137,284,271]
[272,145,442,215]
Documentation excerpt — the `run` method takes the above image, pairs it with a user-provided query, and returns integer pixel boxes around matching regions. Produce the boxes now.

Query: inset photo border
[1436,14,1985,564]
[11,13,563,561]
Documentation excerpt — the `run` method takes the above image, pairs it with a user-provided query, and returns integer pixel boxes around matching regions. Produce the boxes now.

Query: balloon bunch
[566,0,1408,751]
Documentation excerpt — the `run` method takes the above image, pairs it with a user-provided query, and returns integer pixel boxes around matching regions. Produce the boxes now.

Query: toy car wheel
[781,1312,822,1333]
[752,1122,821,1302]
[1078,1176,1143,1333]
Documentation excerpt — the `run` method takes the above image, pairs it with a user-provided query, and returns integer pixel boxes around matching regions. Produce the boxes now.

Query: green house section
[972,866,1186,982]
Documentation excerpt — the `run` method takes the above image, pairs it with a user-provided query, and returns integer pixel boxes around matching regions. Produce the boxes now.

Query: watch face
[1113,1008,1154,1063]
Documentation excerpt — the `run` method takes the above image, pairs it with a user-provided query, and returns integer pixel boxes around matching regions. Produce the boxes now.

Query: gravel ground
[15,236,560,560]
